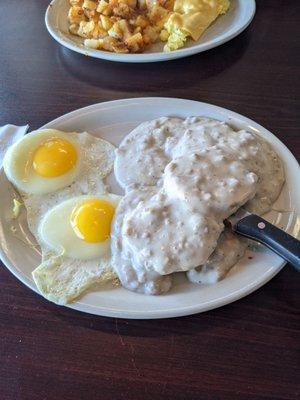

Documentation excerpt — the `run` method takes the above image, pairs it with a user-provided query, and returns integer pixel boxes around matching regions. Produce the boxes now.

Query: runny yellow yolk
[70,199,115,243]
[33,138,77,178]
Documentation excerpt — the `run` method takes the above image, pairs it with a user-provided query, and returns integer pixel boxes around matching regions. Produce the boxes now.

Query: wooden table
[0,1,299,399]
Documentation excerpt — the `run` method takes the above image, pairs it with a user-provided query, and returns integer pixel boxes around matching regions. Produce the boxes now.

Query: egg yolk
[70,199,115,243]
[33,138,77,178]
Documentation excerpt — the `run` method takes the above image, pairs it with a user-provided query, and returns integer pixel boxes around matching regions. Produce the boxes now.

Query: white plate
[45,0,256,63]
[0,98,299,319]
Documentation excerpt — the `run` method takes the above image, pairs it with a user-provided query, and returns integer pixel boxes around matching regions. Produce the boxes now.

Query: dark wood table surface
[0,1,299,399]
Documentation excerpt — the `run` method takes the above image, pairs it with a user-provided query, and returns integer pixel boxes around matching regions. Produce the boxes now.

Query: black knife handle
[233,214,300,271]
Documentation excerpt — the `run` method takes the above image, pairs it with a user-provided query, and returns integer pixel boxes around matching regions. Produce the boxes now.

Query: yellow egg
[3,129,115,195]
[33,138,77,178]
[31,193,122,305]
[38,194,120,260]
[71,198,115,243]
[4,128,117,305]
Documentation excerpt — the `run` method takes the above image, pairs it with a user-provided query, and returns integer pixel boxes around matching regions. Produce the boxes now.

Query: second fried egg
[39,194,120,260]
[31,194,121,305]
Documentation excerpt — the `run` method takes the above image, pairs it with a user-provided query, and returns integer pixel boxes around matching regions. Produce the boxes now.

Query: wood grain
[0,1,299,399]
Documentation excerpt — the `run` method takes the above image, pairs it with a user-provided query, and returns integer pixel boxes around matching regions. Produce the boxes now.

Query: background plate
[45,0,256,63]
[0,98,299,319]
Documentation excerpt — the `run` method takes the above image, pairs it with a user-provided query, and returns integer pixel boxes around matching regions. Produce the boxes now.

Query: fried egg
[3,128,118,304]
[39,195,119,260]
[3,129,114,195]
[32,194,121,304]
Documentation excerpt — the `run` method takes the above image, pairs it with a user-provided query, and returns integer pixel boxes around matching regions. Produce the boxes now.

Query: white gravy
[187,229,248,285]
[112,117,285,294]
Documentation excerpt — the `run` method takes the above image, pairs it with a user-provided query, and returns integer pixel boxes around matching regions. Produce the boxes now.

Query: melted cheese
[167,0,230,40]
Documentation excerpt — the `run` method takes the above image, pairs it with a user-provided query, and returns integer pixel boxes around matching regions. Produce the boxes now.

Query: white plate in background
[0,98,299,319]
[45,0,256,63]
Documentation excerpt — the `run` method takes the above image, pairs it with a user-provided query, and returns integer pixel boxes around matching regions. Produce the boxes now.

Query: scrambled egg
[163,0,230,51]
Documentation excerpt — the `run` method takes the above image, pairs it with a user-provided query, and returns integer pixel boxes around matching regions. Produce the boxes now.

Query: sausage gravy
[112,117,285,294]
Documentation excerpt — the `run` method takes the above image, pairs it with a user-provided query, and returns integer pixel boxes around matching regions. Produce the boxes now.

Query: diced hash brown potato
[84,38,103,48]
[149,4,168,24]
[68,0,170,53]
[125,32,144,52]
[135,15,148,28]
[97,0,111,15]
[68,6,86,24]
[100,15,114,30]
[143,25,158,42]
[82,0,98,10]
[70,0,83,6]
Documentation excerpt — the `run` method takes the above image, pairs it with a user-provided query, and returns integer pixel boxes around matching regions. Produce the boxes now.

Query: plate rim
[45,0,256,63]
[2,96,299,319]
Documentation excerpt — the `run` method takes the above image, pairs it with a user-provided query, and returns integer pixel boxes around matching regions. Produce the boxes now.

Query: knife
[226,209,300,271]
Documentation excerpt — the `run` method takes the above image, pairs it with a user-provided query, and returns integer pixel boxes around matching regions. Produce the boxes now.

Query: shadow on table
[57,30,251,93]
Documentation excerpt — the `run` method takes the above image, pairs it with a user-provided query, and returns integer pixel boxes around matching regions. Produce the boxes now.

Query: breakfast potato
[70,0,84,5]
[143,25,159,42]
[96,0,111,15]
[82,0,98,9]
[68,6,86,24]
[100,14,113,30]
[68,0,170,53]
[135,15,149,28]
[77,20,96,37]
[125,32,144,52]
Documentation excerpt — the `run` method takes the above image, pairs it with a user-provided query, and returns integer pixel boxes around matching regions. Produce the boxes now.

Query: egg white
[39,194,121,260]
[3,129,115,195]
[4,128,119,304]
[31,194,121,305]
[32,254,117,305]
